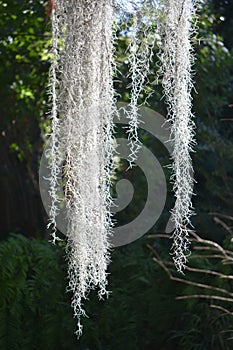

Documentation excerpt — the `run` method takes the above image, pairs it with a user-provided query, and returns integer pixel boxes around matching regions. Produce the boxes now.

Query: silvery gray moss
[48,0,198,337]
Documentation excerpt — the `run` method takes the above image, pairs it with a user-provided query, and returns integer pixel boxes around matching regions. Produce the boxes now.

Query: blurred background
[0,0,232,349]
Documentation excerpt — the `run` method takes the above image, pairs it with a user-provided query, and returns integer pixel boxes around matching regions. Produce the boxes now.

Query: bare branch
[176,294,233,303]
[147,243,233,298]
[184,266,233,280]
[209,212,233,222]
[213,216,233,235]
[210,304,233,316]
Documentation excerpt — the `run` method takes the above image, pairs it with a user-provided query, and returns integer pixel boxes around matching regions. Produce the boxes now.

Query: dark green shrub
[0,234,77,350]
[1,234,232,350]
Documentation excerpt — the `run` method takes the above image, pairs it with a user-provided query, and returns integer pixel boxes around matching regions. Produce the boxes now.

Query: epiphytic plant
[47,0,198,336]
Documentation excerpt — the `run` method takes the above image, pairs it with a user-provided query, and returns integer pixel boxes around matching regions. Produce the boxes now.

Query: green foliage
[1,235,232,349]
[191,2,233,239]
[0,235,182,350]
[170,303,232,350]
[0,0,50,160]
[0,234,77,350]
[78,241,180,350]
[148,234,233,350]
[0,0,51,237]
